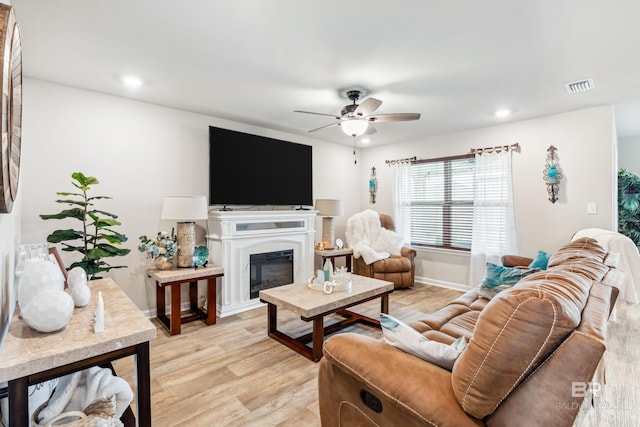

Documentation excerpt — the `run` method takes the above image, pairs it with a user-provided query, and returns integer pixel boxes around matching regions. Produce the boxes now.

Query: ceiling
[11,0,640,147]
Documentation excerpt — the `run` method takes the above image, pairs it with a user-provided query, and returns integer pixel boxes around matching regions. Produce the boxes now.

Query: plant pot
[154,256,175,270]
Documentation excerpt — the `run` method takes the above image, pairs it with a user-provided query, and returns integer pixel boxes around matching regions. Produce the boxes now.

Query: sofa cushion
[372,255,411,273]
[409,288,488,342]
[548,237,606,268]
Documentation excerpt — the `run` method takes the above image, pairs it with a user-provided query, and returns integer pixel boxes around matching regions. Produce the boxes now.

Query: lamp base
[176,221,196,267]
[322,217,335,249]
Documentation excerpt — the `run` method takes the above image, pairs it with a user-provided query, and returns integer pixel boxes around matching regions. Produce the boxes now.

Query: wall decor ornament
[543,145,563,203]
[0,5,22,213]
[369,167,378,204]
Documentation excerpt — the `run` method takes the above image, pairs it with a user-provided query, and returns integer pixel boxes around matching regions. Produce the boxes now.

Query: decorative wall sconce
[369,167,378,204]
[543,145,563,203]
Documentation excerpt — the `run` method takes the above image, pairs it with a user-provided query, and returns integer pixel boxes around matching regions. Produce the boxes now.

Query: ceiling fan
[294,89,421,137]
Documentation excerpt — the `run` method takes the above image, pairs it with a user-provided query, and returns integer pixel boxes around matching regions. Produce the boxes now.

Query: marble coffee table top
[259,275,393,318]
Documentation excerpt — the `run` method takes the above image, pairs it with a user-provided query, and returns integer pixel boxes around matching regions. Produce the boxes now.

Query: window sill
[413,246,471,257]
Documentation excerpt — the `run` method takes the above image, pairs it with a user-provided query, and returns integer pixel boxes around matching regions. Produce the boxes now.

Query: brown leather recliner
[352,213,417,289]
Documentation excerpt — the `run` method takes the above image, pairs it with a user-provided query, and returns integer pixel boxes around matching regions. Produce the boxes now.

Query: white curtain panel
[393,162,412,245]
[469,150,517,286]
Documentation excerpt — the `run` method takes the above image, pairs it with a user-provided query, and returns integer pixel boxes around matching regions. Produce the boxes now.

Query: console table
[0,278,156,427]
[148,265,224,336]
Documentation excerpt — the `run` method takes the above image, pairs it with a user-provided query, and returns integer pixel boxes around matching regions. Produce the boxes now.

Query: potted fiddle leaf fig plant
[40,172,130,279]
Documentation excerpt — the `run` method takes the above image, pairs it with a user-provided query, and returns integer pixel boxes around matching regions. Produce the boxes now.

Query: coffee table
[259,275,394,362]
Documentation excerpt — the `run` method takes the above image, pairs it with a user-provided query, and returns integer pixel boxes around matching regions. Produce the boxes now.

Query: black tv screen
[209,126,313,207]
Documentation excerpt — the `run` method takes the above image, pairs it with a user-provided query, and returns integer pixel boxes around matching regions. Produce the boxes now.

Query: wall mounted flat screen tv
[209,126,313,207]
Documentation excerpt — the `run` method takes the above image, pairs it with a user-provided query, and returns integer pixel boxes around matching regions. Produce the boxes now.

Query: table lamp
[315,199,343,249]
[161,195,209,267]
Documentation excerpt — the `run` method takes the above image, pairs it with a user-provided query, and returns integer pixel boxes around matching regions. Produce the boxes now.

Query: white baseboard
[414,275,471,292]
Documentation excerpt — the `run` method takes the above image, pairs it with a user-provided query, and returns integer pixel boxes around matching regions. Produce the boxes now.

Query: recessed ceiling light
[494,109,511,118]
[121,75,143,87]
[360,137,371,144]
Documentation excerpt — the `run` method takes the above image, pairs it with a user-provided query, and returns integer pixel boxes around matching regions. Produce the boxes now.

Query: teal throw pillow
[478,262,538,299]
[528,250,551,270]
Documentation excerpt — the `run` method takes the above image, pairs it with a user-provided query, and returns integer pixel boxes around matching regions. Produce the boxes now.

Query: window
[399,155,475,250]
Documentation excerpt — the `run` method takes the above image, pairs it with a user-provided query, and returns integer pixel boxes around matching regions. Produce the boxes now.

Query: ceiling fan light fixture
[341,119,368,137]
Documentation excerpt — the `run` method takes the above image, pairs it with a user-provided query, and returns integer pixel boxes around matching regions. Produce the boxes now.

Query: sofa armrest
[319,333,482,427]
[500,255,533,268]
[401,246,417,259]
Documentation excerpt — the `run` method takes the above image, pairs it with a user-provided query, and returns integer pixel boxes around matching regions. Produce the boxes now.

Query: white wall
[618,135,640,174]
[359,106,616,288]
[21,78,360,312]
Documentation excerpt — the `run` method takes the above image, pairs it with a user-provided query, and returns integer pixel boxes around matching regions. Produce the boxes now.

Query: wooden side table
[315,247,354,272]
[148,265,224,336]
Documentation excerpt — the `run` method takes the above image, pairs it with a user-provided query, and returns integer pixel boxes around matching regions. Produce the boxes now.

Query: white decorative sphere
[67,267,91,307]
[18,259,64,310]
[21,290,74,333]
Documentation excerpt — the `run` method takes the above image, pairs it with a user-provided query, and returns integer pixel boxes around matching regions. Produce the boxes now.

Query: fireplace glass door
[250,249,294,299]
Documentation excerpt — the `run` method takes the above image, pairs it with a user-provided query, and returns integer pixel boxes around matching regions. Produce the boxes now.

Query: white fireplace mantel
[207,210,316,317]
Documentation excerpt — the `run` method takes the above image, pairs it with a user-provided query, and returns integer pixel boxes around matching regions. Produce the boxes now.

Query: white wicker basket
[31,396,123,427]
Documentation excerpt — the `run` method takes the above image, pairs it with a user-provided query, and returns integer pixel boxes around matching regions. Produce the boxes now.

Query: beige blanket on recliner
[345,210,404,265]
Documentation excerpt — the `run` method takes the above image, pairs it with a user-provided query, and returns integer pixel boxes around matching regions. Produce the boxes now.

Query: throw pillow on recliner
[478,262,538,299]
[380,313,467,370]
[528,250,552,270]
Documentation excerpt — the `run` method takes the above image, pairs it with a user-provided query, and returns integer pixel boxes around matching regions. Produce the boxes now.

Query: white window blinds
[403,155,475,250]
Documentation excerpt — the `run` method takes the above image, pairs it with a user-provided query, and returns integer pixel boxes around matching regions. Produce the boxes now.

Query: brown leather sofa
[318,237,619,426]
[352,213,417,289]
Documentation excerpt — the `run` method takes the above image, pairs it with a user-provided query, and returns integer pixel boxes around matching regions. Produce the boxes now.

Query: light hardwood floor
[112,283,639,426]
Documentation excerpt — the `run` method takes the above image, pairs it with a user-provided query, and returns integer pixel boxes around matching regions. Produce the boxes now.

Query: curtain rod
[470,142,520,155]
[385,156,416,166]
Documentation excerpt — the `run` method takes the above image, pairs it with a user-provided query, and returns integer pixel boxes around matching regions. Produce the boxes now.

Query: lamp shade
[315,199,343,217]
[341,119,368,137]
[161,196,208,221]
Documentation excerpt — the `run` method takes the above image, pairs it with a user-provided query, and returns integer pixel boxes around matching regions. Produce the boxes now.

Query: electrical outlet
[587,203,597,215]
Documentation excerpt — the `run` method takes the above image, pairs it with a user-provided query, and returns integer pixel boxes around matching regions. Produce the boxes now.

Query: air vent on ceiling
[564,78,595,94]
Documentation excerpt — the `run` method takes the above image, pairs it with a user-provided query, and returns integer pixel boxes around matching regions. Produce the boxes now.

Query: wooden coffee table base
[264,292,390,362]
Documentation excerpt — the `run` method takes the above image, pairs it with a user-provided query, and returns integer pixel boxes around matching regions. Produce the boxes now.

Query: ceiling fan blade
[355,98,382,117]
[308,122,339,133]
[365,123,377,135]
[367,113,421,122]
[294,110,341,120]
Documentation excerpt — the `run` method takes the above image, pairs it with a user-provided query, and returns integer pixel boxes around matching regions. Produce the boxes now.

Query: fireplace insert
[250,249,294,299]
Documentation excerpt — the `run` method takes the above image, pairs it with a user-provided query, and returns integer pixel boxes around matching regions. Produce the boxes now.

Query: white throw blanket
[38,366,133,424]
[572,228,640,304]
[345,210,405,265]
